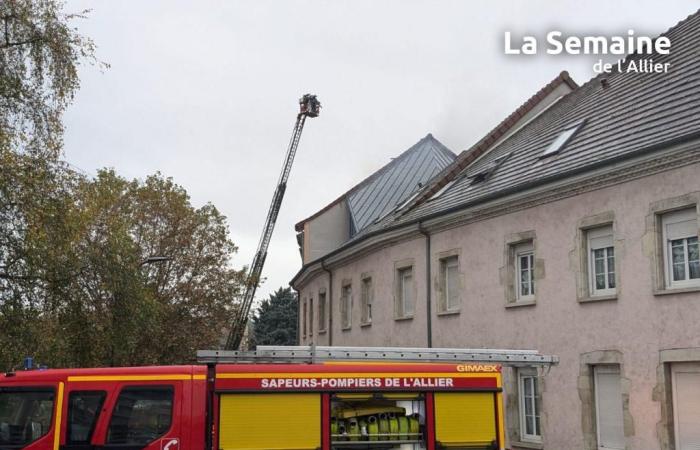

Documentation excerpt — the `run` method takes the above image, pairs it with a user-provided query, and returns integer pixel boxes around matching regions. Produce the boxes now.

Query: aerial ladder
[225,94,321,350]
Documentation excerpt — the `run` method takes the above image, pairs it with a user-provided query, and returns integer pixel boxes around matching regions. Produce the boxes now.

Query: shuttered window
[594,366,624,450]
[672,363,700,450]
[219,393,320,450]
[662,208,699,288]
[587,226,616,296]
[434,393,497,447]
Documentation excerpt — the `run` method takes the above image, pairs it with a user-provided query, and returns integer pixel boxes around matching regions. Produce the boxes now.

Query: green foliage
[251,287,298,347]
[0,156,247,369]
[0,0,103,156]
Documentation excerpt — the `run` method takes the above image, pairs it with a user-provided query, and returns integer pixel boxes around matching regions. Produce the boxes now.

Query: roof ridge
[394,71,578,216]
[294,133,454,231]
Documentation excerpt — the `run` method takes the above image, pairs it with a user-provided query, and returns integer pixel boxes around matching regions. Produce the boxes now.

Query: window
[662,208,699,288]
[107,386,173,445]
[541,120,585,157]
[341,284,352,330]
[518,371,542,443]
[308,296,314,336]
[396,266,414,318]
[68,391,106,444]
[331,392,425,448]
[360,276,373,325]
[439,255,460,312]
[515,242,535,302]
[593,366,625,450]
[318,291,326,332]
[587,225,616,296]
[302,300,307,338]
[0,388,54,448]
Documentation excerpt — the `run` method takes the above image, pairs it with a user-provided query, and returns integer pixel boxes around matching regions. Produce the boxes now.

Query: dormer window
[541,120,586,157]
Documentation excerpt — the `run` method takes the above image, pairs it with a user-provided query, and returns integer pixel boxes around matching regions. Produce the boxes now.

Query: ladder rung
[197,346,559,366]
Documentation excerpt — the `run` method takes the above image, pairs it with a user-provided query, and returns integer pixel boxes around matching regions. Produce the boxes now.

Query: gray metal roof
[346,134,455,234]
[376,9,700,229]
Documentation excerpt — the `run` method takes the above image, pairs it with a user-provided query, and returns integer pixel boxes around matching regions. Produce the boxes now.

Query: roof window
[469,152,513,185]
[541,120,586,157]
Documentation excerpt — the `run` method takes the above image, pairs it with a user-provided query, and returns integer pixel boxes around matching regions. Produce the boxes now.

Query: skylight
[469,152,513,185]
[541,121,586,157]
[429,179,456,200]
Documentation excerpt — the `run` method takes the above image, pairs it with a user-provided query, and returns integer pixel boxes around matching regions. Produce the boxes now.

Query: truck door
[64,380,184,450]
[0,384,57,450]
[434,392,501,450]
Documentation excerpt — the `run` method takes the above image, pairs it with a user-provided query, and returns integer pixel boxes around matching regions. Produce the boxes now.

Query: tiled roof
[378,9,700,229]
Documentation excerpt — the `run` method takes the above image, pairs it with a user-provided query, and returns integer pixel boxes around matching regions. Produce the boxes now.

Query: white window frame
[518,370,542,443]
[318,291,326,332]
[439,255,460,312]
[341,284,352,330]
[360,276,373,325]
[587,225,616,296]
[396,266,414,318]
[593,365,625,450]
[662,208,700,289]
[514,242,535,302]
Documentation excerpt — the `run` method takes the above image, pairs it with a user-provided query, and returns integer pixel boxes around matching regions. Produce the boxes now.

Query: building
[291,10,700,450]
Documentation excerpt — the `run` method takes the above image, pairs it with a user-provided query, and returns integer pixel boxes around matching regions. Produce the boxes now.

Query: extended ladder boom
[200,345,559,367]
[226,95,321,350]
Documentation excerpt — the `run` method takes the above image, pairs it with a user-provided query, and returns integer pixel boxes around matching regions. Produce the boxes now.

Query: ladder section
[198,345,559,366]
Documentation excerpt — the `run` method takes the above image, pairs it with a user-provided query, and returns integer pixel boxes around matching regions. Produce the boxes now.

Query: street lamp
[140,256,171,266]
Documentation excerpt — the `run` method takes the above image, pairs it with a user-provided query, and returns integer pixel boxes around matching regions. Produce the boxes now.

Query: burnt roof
[295,133,455,234]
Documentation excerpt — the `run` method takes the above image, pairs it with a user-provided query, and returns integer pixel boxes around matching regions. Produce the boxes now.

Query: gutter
[321,261,333,346]
[418,223,432,348]
[291,130,700,287]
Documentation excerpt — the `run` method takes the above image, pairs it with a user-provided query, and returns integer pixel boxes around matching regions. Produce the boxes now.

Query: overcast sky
[62,0,698,303]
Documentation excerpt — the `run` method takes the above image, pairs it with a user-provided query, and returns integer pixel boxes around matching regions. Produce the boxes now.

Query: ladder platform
[197,345,559,366]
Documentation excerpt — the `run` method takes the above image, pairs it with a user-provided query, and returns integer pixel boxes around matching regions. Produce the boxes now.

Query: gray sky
[63,0,698,302]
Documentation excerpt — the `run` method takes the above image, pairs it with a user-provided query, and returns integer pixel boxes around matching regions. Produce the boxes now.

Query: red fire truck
[0,346,557,450]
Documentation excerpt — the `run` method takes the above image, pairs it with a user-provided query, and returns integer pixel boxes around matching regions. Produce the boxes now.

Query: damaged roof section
[296,134,456,263]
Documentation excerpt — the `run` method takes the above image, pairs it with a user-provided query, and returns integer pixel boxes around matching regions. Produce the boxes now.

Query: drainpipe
[321,261,333,346]
[418,223,432,348]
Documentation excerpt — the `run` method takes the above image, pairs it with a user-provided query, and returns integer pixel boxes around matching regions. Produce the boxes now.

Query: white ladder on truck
[197,345,558,367]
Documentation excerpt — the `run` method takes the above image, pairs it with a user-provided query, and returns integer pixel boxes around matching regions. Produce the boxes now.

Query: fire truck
[0,346,557,450]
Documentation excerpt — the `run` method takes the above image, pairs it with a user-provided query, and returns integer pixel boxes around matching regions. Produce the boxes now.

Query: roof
[291,8,700,285]
[295,133,455,234]
[379,8,700,229]
[400,71,578,212]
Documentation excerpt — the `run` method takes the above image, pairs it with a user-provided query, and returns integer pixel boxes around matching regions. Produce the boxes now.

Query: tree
[251,287,298,347]
[1,0,102,156]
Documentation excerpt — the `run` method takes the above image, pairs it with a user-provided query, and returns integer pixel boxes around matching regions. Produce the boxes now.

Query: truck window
[67,391,106,444]
[0,388,54,449]
[106,387,173,446]
[330,392,426,449]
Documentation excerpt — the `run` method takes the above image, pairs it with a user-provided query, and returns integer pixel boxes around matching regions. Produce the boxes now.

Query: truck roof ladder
[198,345,559,367]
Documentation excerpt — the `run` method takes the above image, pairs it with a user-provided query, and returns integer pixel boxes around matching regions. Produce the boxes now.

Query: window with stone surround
[438,254,460,313]
[518,369,542,444]
[395,264,415,319]
[360,275,373,325]
[341,283,352,330]
[587,225,616,296]
[318,290,326,332]
[514,241,535,302]
[662,208,699,289]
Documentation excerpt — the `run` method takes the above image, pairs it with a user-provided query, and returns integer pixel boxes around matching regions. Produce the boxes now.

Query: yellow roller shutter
[219,393,320,450]
[434,392,497,448]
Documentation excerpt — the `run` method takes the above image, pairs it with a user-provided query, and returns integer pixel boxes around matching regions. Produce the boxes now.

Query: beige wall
[303,201,351,264]
[296,160,700,449]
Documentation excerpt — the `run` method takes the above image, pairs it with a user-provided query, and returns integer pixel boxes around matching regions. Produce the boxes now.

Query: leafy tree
[1,0,102,156]
[251,287,298,347]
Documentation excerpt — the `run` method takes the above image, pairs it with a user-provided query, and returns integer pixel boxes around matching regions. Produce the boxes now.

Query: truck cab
[0,366,207,450]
